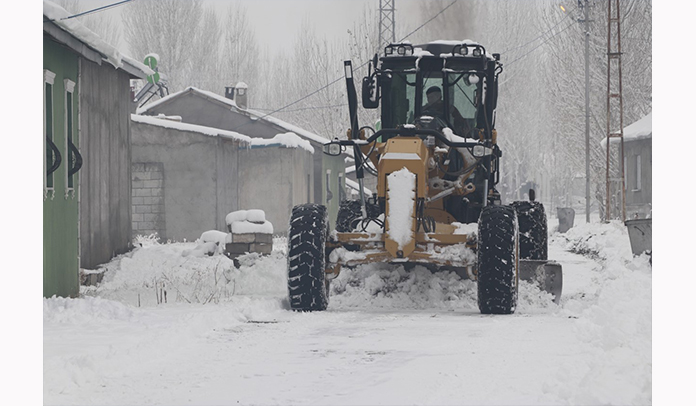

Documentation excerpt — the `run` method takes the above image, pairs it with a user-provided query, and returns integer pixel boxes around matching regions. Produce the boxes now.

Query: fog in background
[50,0,652,217]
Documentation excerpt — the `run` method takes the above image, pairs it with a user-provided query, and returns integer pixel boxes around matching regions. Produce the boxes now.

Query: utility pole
[578,0,592,223]
[379,0,396,48]
[605,0,626,222]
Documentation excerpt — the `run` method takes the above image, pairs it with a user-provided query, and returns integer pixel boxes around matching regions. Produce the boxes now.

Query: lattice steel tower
[605,0,626,222]
[379,0,396,48]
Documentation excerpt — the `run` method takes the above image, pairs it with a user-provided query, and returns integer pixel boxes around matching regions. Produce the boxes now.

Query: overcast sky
[52,0,423,56]
[210,0,376,51]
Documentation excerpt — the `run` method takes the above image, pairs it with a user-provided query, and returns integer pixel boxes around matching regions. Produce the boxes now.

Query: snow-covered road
[43,221,651,405]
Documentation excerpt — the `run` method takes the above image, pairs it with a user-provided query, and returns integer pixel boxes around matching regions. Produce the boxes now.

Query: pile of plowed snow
[82,238,289,308]
[330,264,555,311]
[84,235,557,312]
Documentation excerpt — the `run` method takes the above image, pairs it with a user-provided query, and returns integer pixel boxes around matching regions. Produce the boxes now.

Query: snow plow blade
[519,260,563,303]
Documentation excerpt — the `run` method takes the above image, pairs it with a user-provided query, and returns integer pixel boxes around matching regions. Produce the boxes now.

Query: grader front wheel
[477,205,519,314]
[287,204,330,311]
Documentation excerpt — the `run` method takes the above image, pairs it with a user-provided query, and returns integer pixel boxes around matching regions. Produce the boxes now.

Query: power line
[505,18,576,68]
[252,104,349,114]
[233,0,457,131]
[499,7,576,57]
[44,0,133,23]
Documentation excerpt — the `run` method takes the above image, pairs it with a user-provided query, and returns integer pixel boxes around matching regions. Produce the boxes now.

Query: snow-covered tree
[122,0,207,92]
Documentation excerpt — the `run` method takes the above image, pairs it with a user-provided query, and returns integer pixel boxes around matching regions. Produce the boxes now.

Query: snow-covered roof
[623,112,652,140]
[136,86,331,146]
[601,111,652,147]
[43,0,153,78]
[131,114,314,153]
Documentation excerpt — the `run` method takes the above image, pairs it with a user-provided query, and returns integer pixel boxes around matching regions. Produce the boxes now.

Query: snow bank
[43,296,140,324]
[544,221,652,404]
[330,264,478,310]
[182,230,229,257]
[551,220,632,260]
[81,237,289,307]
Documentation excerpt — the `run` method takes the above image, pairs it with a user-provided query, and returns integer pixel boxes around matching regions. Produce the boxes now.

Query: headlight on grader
[472,144,493,158]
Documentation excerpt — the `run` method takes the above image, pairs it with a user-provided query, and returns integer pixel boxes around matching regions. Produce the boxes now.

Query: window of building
[634,154,642,191]
[326,169,333,203]
[44,69,57,199]
[64,79,76,197]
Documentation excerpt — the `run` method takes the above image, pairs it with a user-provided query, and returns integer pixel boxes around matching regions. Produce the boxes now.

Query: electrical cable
[505,18,577,68]
[239,0,460,128]
[498,6,576,56]
[44,0,133,23]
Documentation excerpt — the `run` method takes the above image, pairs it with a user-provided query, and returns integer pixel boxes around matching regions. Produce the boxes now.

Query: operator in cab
[422,86,469,136]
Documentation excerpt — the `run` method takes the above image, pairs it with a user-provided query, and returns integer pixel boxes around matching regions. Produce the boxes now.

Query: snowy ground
[43,221,652,405]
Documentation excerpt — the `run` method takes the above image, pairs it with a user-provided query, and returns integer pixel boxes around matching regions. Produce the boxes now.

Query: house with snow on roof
[130,114,314,241]
[602,111,652,219]
[43,0,153,297]
[134,86,346,226]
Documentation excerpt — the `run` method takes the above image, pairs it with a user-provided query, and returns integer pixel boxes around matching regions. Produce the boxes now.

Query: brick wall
[132,162,166,239]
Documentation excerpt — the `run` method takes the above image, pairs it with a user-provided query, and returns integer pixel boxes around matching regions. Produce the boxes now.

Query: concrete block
[132,196,145,205]
[231,233,256,243]
[254,233,273,244]
[132,213,144,222]
[135,205,151,214]
[225,242,251,254]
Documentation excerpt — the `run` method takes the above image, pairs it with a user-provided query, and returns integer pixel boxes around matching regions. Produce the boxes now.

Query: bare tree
[122,0,206,92]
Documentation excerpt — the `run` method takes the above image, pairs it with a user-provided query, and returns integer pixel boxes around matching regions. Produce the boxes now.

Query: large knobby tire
[287,204,329,311]
[511,201,548,260]
[477,205,519,315]
[336,200,363,232]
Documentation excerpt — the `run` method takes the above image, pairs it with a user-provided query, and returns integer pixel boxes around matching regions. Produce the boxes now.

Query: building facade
[130,116,314,241]
[136,87,345,226]
[43,1,149,297]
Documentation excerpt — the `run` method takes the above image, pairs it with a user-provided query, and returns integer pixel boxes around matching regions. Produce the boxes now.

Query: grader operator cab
[287,41,562,314]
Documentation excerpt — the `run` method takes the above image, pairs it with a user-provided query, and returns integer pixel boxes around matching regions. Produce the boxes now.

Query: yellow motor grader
[287,41,562,314]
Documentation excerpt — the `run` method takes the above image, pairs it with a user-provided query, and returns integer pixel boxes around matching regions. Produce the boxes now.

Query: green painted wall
[43,36,80,298]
